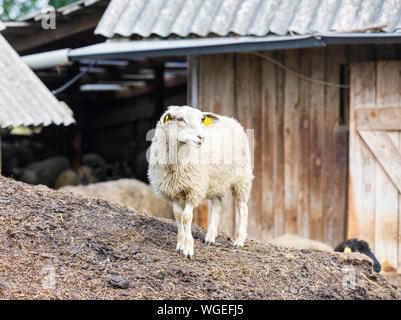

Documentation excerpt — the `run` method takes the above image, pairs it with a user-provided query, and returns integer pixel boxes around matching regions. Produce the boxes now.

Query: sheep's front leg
[234,200,248,247]
[173,201,185,253]
[181,202,195,259]
[205,198,222,244]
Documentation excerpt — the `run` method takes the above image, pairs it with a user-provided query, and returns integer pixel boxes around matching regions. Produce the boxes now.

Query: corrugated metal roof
[0,34,75,128]
[95,0,401,38]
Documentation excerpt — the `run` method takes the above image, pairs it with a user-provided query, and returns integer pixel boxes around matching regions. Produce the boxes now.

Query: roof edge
[69,33,401,60]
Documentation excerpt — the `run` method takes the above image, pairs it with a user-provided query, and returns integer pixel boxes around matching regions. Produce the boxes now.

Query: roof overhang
[68,33,401,61]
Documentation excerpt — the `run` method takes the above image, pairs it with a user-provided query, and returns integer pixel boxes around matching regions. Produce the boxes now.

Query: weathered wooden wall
[192,47,349,246]
[190,44,401,249]
[349,60,401,273]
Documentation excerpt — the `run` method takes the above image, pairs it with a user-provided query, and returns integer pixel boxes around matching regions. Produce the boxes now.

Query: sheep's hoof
[233,239,245,248]
[176,239,185,252]
[179,249,193,260]
[204,238,216,245]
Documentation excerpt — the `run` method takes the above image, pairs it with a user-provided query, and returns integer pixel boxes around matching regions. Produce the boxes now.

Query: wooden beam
[358,130,401,194]
[356,107,401,130]
[8,10,104,52]
[348,62,376,248]
[374,60,400,273]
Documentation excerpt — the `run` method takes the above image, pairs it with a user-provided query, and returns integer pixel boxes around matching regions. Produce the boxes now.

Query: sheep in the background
[55,169,80,189]
[269,234,333,251]
[77,166,96,185]
[21,156,69,188]
[334,239,381,273]
[61,178,174,220]
[82,153,107,181]
[269,234,381,273]
[148,105,253,258]
[55,165,96,189]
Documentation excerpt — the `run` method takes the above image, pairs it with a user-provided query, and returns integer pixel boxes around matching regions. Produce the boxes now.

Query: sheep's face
[160,106,218,148]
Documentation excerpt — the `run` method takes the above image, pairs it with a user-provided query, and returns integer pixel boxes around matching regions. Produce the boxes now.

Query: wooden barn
[71,0,401,274]
[3,0,401,275]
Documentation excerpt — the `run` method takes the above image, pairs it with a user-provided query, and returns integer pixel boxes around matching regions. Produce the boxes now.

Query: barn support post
[188,55,199,108]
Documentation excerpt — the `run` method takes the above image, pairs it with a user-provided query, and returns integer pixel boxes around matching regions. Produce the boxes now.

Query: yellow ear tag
[203,116,212,127]
[344,247,352,253]
[162,114,169,124]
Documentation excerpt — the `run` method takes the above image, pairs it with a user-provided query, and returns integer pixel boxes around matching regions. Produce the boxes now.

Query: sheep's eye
[177,117,185,122]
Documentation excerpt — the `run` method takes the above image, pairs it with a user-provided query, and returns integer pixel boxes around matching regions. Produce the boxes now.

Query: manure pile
[0,176,399,300]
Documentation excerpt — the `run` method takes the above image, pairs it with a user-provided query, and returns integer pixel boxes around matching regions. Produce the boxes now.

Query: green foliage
[49,0,76,8]
[0,0,77,21]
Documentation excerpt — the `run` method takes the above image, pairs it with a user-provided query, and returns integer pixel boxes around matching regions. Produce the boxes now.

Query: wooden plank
[348,62,376,248]
[234,53,251,237]
[374,60,400,272]
[308,48,325,241]
[189,55,208,229]
[260,51,276,239]
[358,130,401,194]
[356,107,401,130]
[273,51,285,237]
[283,50,301,235]
[234,53,263,239]
[219,54,236,238]
[398,59,401,274]
[198,54,236,236]
[399,131,401,273]
[234,53,252,238]
[250,54,263,239]
[323,46,348,246]
[297,49,311,239]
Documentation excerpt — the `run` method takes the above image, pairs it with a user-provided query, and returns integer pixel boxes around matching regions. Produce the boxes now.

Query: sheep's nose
[196,135,204,147]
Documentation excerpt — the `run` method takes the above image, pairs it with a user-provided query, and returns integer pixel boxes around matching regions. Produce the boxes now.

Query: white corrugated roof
[0,33,75,128]
[95,0,401,38]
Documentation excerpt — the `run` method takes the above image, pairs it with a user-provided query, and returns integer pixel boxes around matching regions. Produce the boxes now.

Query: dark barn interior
[0,2,188,188]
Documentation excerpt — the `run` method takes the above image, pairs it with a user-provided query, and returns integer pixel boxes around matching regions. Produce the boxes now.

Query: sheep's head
[159,106,218,148]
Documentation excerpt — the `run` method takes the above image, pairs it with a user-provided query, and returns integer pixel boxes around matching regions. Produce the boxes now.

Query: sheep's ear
[161,113,173,124]
[202,113,219,127]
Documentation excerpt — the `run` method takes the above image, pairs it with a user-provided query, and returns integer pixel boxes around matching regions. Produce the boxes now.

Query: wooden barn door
[349,61,401,273]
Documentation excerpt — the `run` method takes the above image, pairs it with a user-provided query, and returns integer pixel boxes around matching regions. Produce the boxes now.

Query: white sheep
[148,105,253,258]
[61,178,174,220]
[269,234,333,251]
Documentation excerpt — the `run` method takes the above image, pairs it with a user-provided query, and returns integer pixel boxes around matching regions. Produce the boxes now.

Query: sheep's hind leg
[173,201,185,253]
[205,197,222,245]
[181,202,195,259]
[233,200,248,248]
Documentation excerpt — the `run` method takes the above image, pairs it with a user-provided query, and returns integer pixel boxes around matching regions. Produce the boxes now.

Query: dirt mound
[0,176,399,300]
